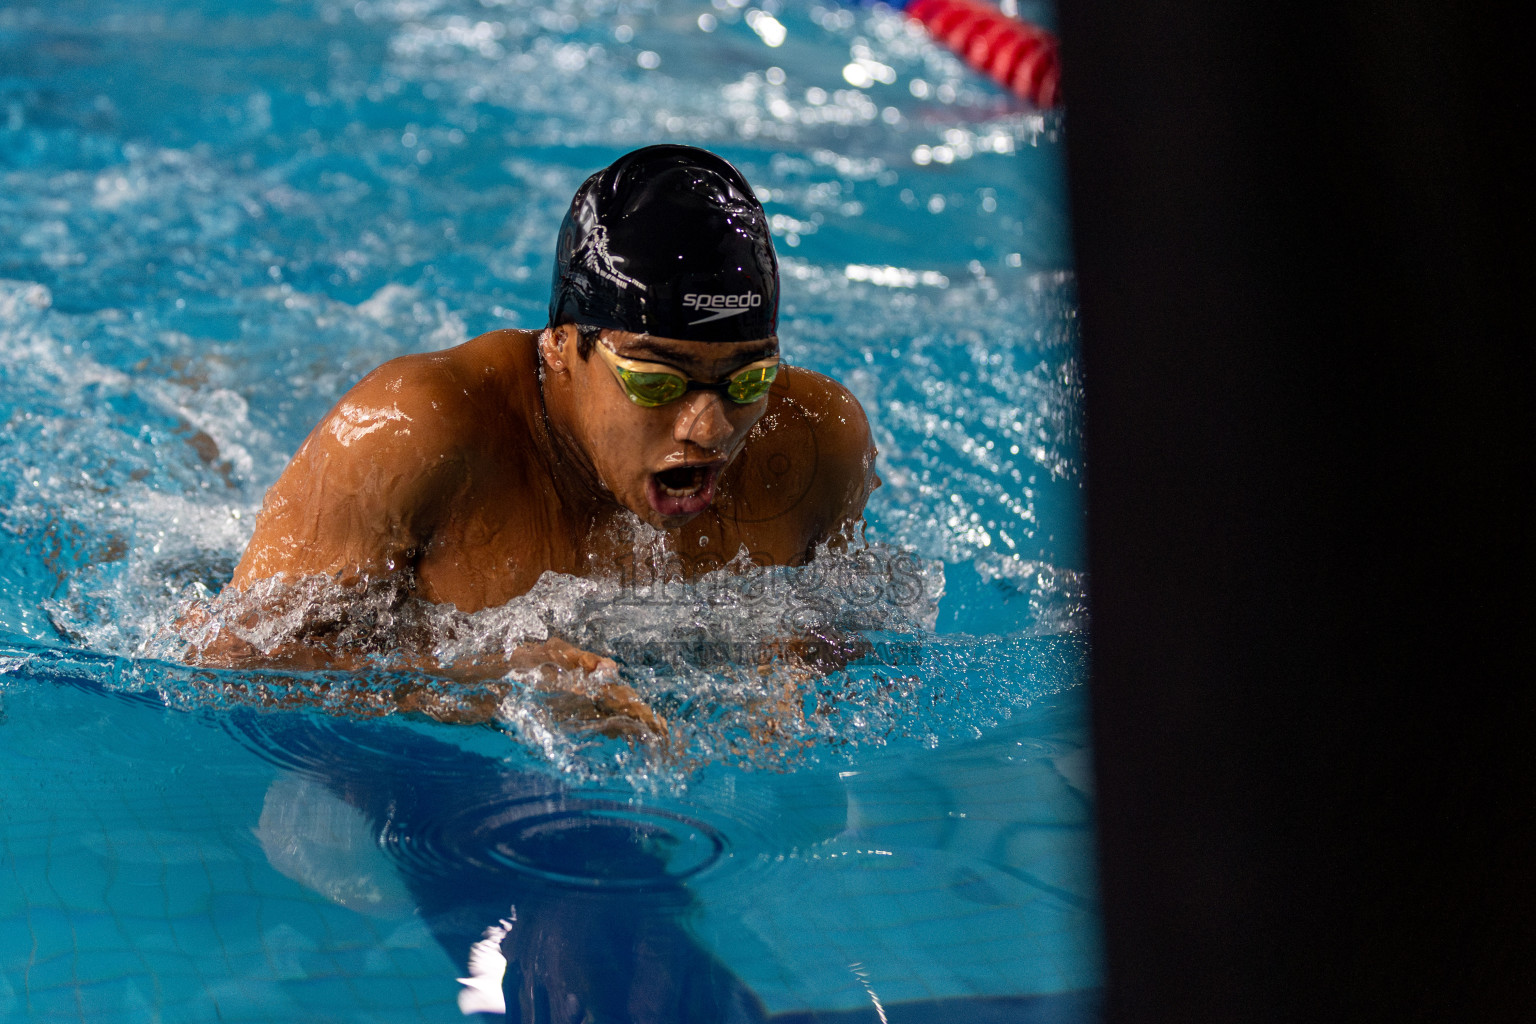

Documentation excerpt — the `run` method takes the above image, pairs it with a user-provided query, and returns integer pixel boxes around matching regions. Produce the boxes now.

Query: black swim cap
[549,145,779,343]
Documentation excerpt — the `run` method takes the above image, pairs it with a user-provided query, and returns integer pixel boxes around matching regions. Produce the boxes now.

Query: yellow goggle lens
[726,363,778,403]
[616,368,689,407]
[600,340,779,407]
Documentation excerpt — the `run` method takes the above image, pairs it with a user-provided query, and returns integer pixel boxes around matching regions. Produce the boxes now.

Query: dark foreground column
[1057,2,1532,1021]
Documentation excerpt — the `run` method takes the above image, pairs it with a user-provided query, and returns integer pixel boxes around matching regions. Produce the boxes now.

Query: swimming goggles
[596,340,780,408]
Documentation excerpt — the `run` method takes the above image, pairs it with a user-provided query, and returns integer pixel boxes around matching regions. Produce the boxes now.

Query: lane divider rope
[901,0,1061,108]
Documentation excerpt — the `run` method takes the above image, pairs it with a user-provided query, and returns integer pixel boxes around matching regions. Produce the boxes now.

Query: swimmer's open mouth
[646,462,723,518]
[656,465,707,494]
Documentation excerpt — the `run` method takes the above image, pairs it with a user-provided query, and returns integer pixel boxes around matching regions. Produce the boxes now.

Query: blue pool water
[0,1,1094,1020]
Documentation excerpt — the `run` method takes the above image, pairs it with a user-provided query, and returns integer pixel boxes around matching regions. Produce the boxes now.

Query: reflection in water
[241,711,766,1023]
[258,773,417,919]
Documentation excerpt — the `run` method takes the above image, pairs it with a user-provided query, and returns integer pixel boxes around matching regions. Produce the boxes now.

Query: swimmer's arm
[228,358,471,590]
[191,566,666,734]
[191,630,662,737]
[799,371,880,552]
[184,593,663,736]
[191,360,473,665]
[184,359,464,673]
[756,370,880,678]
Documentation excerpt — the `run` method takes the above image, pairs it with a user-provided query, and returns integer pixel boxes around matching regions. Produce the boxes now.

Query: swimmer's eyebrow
[626,340,779,367]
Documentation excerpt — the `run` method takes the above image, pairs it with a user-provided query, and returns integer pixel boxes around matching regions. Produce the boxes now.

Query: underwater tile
[201,852,261,900]
[1,855,50,910]
[73,975,163,1021]
[41,850,111,913]
[65,908,133,950]
[8,981,84,1024]
[166,914,223,962]
[102,876,174,921]
[257,893,340,938]
[23,907,80,960]
[21,949,80,995]
[0,807,62,845]
[197,975,297,1022]
[154,871,213,919]
[0,913,37,968]
[217,947,278,982]
[109,915,183,956]
[281,973,386,1016]
[349,973,435,1010]
[202,897,269,956]
[143,969,221,1020]
[65,943,145,986]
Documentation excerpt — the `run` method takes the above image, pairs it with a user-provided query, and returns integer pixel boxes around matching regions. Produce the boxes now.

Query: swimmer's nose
[673,391,733,450]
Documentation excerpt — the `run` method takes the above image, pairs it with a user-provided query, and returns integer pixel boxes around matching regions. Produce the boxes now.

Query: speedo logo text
[683,292,761,324]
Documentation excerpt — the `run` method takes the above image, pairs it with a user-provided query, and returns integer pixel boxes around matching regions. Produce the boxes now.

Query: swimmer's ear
[539,325,571,374]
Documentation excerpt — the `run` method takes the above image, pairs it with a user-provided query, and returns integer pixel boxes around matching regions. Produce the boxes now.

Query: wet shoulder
[767,364,873,470]
[316,329,538,459]
[729,365,876,541]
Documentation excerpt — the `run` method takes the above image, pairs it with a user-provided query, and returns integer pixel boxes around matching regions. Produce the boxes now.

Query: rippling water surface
[1,1,1095,1020]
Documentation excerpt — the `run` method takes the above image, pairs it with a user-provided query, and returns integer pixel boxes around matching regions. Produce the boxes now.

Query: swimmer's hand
[503,638,669,745]
[504,637,618,677]
[181,607,666,741]
[405,638,666,742]
[737,629,867,747]
[539,679,669,745]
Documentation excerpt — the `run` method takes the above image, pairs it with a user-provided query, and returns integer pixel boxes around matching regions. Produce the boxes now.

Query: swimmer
[190,145,878,731]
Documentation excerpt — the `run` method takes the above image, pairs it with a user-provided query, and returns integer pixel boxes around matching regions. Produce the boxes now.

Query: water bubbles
[63,531,1057,784]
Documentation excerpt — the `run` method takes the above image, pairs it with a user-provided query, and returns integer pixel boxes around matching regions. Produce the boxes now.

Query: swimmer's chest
[679,494,819,572]
[408,472,819,612]
[411,477,586,610]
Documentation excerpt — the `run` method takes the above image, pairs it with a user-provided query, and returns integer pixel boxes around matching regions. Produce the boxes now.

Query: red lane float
[903,0,1060,108]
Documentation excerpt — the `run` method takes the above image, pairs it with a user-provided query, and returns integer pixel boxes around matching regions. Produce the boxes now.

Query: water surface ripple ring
[397,794,727,892]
